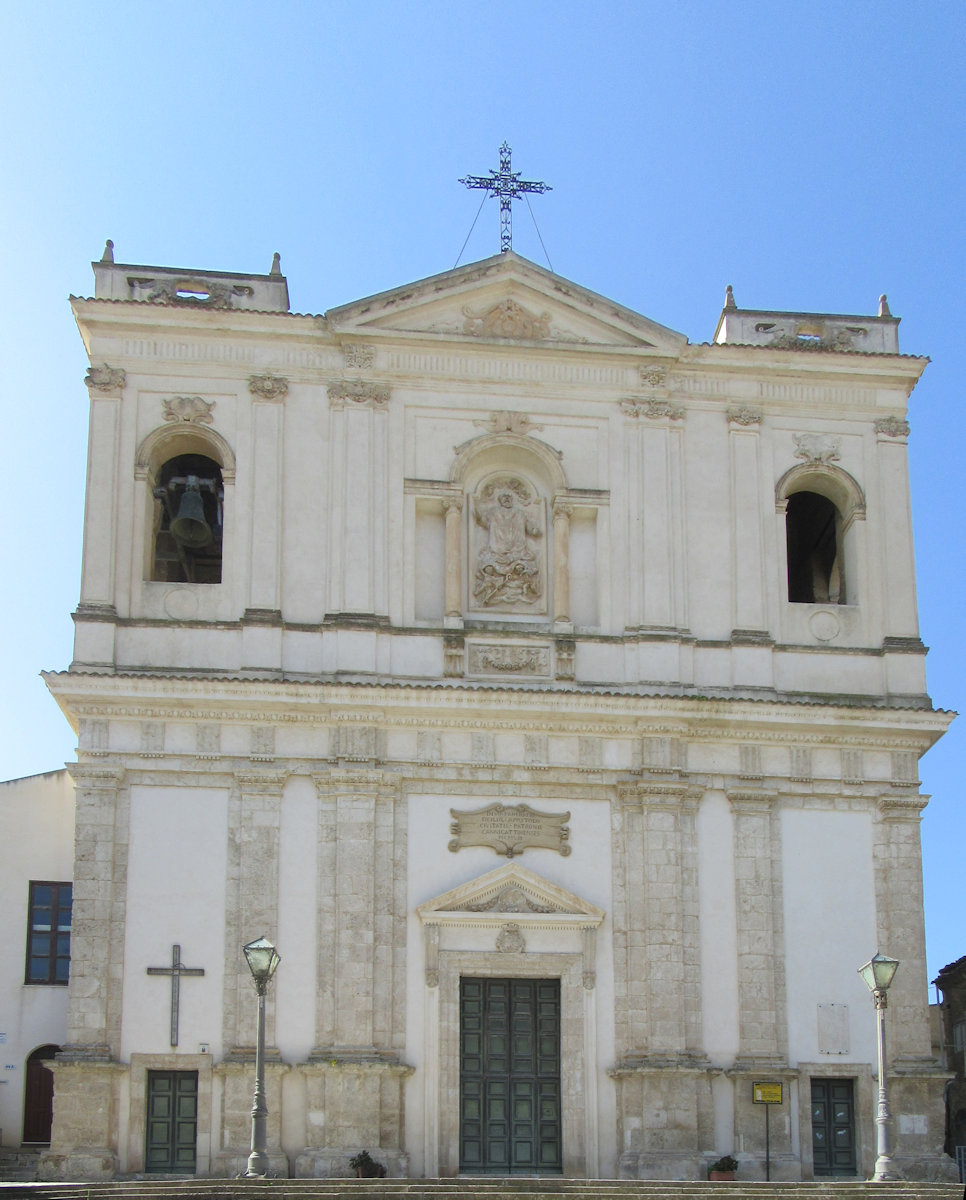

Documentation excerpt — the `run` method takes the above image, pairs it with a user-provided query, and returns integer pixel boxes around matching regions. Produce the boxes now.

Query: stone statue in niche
[472,477,544,608]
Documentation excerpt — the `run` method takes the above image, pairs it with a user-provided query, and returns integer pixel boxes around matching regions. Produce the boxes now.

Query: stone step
[2,1182,963,1200]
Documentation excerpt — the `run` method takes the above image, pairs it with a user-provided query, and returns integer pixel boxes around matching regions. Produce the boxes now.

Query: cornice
[42,670,953,749]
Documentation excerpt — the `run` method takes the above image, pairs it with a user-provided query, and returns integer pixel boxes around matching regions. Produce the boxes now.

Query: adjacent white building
[5,243,955,1180]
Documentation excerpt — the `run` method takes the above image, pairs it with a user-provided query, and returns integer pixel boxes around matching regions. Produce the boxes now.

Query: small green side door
[146,1070,198,1173]
[811,1078,857,1176]
[460,978,561,1173]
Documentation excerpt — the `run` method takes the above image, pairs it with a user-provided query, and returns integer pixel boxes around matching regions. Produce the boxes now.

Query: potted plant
[708,1153,738,1181]
[349,1150,387,1178]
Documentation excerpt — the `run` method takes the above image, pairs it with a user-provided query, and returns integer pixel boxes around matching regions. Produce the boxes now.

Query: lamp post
[858,952,900,1182]
[243,936,281,1178]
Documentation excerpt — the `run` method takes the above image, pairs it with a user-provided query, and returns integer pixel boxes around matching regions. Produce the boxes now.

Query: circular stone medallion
[809,610,840,642]
[164,588,199,620]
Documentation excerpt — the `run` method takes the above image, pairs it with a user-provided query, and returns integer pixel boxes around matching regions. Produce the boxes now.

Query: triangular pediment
[326,253,686,353]
[416,863,604,927]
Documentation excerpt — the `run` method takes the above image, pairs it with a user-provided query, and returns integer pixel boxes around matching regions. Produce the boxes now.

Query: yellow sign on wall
[753,1081,783,1105]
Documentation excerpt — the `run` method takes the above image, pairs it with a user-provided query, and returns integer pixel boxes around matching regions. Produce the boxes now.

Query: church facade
[32,246,952,1180]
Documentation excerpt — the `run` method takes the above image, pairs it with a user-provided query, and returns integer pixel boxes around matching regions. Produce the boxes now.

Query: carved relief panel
[469,473,547,614]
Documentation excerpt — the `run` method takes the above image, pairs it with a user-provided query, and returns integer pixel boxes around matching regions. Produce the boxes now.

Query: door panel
[811,1078,856,1176]
[460,978,561,1174]
[146,1070,198,1173]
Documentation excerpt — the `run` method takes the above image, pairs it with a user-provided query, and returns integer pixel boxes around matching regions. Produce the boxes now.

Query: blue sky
[2,3,963,982]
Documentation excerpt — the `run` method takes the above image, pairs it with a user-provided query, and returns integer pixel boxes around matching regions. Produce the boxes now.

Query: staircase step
[2,1182,963,1200]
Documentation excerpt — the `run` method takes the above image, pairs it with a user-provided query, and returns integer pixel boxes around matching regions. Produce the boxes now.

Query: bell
[170,485,212,548]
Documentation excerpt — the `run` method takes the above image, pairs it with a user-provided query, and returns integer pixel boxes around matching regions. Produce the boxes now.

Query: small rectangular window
[25,881,72,985]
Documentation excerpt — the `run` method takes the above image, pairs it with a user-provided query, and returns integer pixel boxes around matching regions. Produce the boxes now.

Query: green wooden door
[460,978,561,1174]
[811,1078,857,1176]
[146,1070,198,1173]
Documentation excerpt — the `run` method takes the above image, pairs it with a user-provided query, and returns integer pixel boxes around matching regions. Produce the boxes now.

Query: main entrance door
[811,1078,857,1176]
[146,1070,198,1173]
[459,978,562,1174]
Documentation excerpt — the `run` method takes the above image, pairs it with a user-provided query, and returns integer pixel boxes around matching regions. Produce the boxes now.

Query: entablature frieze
[876,793,929,819]
[312,768,400,800]
[234,769,289,794]
[66,762,126,789]
[615,782,698,809]
[727,789,780,813]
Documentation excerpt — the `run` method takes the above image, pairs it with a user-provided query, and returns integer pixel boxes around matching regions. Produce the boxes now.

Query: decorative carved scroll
[327,380,391,409]
[449,802,571,858]
[794,433,841,464]
[343,343,376,368]
[130,278,253,308]
[162,395,215,424]
[728,406,762,426]
[638,365,669,389]
[473,410,544,435]
[248,374,289,400]
[874,416,910,438]
[620,398,685,420]
[467,643,551,676]
[463,299,552,340]
[456,886,554,914]
[472,476,544,608]
[85,364,126,393]
[496,923,526,953]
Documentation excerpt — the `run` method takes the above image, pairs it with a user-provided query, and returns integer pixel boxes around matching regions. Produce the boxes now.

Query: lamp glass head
[858,952,899,993]
[243,936,281,983]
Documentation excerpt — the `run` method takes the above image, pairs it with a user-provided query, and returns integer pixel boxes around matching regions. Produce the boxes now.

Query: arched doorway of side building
[22,1045,59,1144]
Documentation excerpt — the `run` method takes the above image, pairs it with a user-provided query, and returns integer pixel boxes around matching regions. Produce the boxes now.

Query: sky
[1,3,963,984]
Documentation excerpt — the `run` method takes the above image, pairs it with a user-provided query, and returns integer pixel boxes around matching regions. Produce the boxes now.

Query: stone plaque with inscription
[449,802,571,858]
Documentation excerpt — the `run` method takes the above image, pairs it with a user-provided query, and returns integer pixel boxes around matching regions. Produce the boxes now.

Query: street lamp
[243,936,281,1178]
[858,952,900,1182]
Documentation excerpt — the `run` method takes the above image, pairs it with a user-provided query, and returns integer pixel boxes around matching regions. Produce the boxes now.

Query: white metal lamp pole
[243,936,281,1178]
[858,953,900,1182]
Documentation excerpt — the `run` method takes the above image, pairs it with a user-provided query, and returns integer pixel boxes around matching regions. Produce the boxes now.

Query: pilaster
[223,769,287,1055]
[326,381,391,617]
[62,764,129,1055]
[311,769,406,1057]
[727,790,787,1065]
[729,409,768,636]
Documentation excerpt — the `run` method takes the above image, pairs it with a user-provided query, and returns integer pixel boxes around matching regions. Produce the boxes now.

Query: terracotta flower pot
[709,1169,735,1181]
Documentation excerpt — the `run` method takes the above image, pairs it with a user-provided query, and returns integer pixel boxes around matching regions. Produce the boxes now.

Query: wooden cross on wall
[147,944,205,1047]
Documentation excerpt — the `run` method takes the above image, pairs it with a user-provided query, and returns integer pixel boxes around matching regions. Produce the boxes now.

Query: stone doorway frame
[417,864,604,1178]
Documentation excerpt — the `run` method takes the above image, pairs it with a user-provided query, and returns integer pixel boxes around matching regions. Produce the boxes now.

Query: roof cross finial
[460,143,551,255]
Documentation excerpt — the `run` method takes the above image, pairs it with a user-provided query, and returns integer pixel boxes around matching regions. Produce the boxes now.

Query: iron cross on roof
[147,943,205,1047]
[460,143,551,255]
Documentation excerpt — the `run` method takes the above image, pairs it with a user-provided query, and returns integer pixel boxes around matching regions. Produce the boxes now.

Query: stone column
[611,783,710,1177]
[442,496,463,621]
[42,764,128,1179]
[552,500,573,625]
[299,768,411,1176]
[223,769,287,1056]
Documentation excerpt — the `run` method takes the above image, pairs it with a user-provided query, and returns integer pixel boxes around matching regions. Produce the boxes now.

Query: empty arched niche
[777,463,864,605]
[136,425,235,585]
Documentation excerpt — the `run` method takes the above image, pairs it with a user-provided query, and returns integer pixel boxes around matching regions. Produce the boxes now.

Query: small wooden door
[146,1070,198,1173]
[460,978,561,1174]
[811,1078,857,1176]
[22,1045,58,1143]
